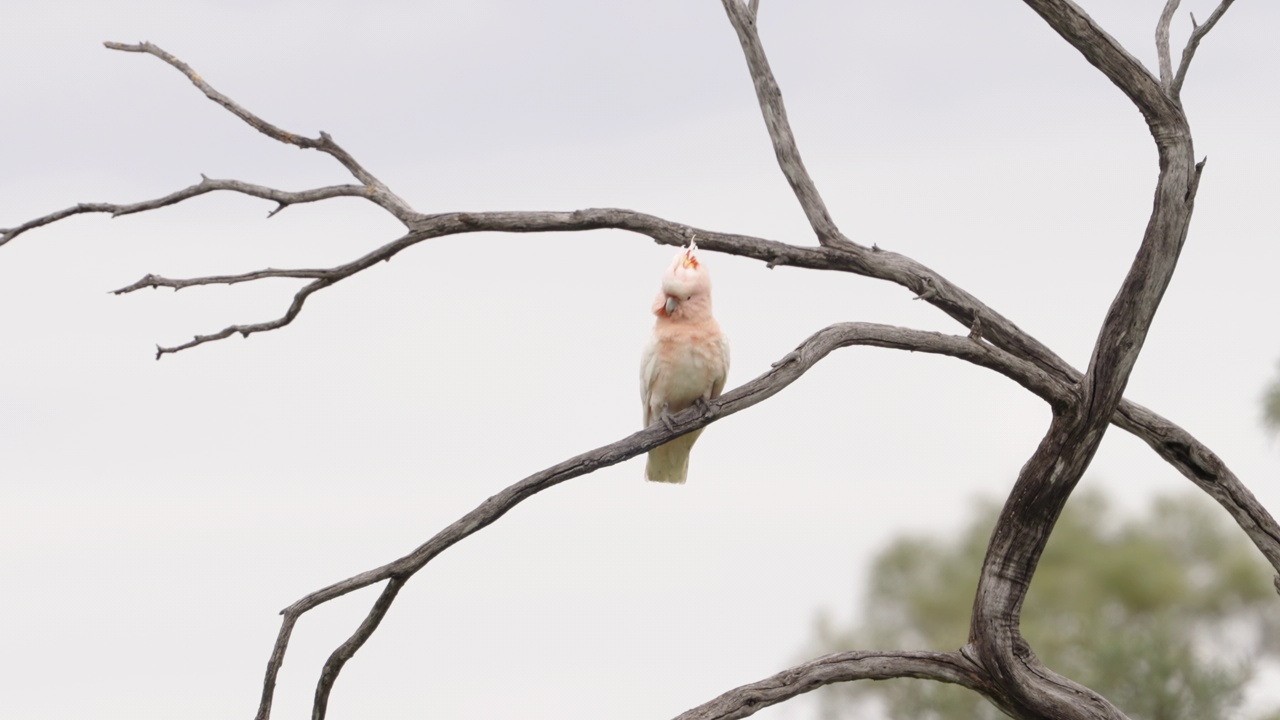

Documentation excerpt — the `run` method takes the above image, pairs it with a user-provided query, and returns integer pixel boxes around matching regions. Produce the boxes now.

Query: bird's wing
[639,333,661,427]
[709,333,730,400]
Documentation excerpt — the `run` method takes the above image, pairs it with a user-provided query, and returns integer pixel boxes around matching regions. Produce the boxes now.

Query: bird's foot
[694,396,718,420]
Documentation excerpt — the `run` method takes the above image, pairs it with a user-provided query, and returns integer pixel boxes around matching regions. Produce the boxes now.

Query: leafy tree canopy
[814,490,1279,720]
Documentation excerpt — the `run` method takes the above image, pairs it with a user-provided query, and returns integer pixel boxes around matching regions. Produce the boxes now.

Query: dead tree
[3,1,1275,719]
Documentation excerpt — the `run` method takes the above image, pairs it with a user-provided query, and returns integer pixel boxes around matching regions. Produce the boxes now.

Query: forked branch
[102,41,414,221]
[1157,0,1236,101]
[1171,0,1238,99]
[963,1,1232,719]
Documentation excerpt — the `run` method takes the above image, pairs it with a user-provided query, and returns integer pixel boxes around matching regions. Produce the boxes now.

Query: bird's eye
[686,295,692,300]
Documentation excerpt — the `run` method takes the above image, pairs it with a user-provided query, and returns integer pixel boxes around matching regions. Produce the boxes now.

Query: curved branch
[964,3,1214,719]
[242,321,1058,720]
[673,650,990,720]
[102,41,414,220]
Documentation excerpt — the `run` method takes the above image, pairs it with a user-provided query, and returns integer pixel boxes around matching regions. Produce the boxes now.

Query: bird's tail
[645,429,704,484]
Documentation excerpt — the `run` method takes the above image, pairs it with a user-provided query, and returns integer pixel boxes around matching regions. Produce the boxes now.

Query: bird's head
[654,240,713,318]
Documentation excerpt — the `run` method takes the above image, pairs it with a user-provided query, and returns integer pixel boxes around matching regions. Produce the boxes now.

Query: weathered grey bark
[0,2,1268,720]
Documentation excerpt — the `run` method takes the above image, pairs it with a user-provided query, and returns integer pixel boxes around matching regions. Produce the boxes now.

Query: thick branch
[673,650,990,720]
[964,3,1213,719]
[1019,0,1180,131]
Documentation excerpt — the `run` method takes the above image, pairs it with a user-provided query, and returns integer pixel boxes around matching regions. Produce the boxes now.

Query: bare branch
[1115,401,1280,574]
[103,42,414,220]
[252,614,297,720]
[1171,0,1237,99]
[112,268,331,295]
[0,177,371,248]
[244,321,1062,720]
[717,0,845,247]
[1156,0,1181,88]
[747,0,759,19]
[673,650,990,720]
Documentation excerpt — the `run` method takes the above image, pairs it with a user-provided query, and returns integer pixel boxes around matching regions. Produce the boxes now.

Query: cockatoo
[640,241,730,484]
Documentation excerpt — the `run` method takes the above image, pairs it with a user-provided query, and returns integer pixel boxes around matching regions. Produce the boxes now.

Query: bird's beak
[664,295,679,316]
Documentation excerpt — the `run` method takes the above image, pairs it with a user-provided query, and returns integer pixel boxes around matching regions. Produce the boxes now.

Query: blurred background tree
[812,490,1280,720]
[1263,367,1280,430]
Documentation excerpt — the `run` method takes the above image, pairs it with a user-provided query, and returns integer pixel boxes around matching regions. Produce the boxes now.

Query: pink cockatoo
[640,241,730,484]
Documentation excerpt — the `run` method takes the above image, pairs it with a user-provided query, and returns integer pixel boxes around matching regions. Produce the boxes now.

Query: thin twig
[0,177,371,248]
[1170,0,1237,99]
[112,268,332,295]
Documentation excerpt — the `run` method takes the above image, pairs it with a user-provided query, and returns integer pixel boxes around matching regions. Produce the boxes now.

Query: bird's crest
[681,240,700,270]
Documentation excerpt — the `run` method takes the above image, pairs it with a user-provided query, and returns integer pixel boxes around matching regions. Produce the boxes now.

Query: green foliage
[813,491,1279,720]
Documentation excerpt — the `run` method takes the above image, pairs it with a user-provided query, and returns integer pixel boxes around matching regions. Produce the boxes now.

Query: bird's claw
[694,396,718,419]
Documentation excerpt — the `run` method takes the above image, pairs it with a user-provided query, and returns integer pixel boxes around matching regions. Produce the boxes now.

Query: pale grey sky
[2,2,1279,719]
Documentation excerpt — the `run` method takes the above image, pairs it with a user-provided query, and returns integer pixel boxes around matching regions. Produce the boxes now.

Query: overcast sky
[3,2,1279,719]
